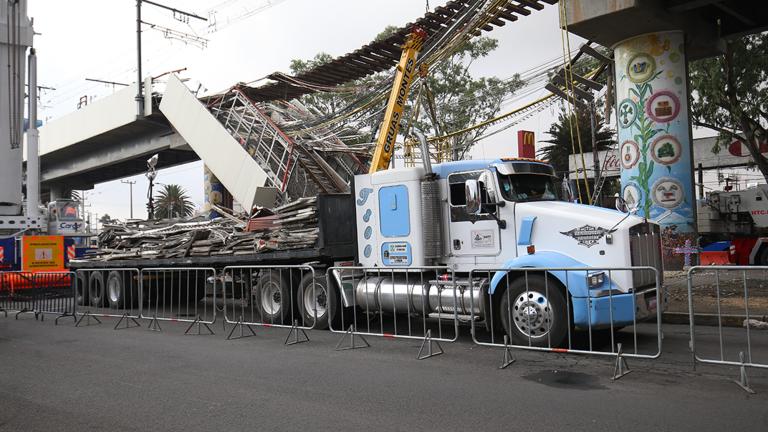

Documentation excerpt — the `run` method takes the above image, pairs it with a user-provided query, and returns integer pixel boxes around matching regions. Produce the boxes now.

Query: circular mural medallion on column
[627,52,656,83]
[645,90,681,123]
[650,134,683,165]
[620,140,641,169]
[651,177,685,209]
[618,98,638,129]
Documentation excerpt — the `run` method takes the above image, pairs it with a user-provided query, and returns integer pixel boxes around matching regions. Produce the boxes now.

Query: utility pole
[135,0,207,119]
[121,180,136,219]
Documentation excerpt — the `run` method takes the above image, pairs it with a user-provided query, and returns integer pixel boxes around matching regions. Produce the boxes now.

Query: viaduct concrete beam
[562,0,768,58]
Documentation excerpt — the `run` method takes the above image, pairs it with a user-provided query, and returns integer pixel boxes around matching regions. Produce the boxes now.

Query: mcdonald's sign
[517,130,535,159]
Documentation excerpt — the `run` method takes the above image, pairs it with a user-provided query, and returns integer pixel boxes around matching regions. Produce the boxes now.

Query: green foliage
[289,28,522,158]
[538,103,615,175]
[154,184,194,219]
[689,32,768,179]
[416,37,523,160]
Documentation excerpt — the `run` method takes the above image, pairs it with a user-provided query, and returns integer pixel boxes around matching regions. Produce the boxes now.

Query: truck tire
[498,274,568,348]
[107,271,139,309]
[76,272,88,306]
[297,273,333,329]
[88,271,106,307]
[256,270,293,325]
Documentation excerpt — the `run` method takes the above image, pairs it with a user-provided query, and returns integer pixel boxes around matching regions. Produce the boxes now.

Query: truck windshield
[497,173,559,202]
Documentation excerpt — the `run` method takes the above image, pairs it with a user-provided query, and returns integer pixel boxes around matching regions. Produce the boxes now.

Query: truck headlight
[587,272,605,288]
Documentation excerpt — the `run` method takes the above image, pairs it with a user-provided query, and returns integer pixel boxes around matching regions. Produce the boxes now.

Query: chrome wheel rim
[512,290,552,339]
[261,283,281,315]
[303,284,327,320]
[108,278,120,303]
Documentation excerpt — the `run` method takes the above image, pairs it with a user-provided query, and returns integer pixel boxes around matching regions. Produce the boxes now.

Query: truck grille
[628,223,663,289]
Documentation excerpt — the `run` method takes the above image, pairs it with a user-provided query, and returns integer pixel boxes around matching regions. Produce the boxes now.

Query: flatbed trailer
[66,194,358,328]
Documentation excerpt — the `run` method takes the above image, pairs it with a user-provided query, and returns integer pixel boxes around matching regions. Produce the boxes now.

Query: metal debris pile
[85,197,319,261]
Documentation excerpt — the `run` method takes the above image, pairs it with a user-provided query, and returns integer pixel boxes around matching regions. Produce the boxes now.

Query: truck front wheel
[498,274,568,348]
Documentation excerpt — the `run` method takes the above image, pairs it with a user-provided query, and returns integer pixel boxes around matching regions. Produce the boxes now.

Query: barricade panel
[139,268,216,326]
[688,266,768,371]
[221,265,316,333]
[326,266,459,348]
[74,269,142,325]
[469,266,662,362]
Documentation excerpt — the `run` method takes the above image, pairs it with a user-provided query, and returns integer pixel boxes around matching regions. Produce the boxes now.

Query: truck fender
[488,251,591,298]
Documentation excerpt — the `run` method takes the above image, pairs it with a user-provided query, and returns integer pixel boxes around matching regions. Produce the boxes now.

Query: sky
[26,0,613,225]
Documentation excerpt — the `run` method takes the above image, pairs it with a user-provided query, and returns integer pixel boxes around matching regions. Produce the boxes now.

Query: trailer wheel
[75,272,88,306]
[88,271,106,307]
[107,271,138,309]
[498,274,568,348]
[297,274,332,329]
[256,271,293,325]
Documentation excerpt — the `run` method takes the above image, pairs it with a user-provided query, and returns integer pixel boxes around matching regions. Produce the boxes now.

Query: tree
[538,103,615,176]
[99,214,119,225]
[289,29,523,159]
[689,32,768,181]
[154,184,194,219]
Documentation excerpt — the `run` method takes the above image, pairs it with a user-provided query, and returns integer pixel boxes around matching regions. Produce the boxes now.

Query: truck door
[447,171,501,257]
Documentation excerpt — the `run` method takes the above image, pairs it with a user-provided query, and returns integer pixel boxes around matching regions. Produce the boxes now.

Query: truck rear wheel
[88,271,106,307]
[107,271,138,309]
[257,271,293,325]
[297,274,332,329]
[498,274,568,348]
[76,272,88,306]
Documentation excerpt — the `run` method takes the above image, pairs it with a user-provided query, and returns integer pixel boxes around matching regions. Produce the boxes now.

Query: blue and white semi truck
[350,156,663,346]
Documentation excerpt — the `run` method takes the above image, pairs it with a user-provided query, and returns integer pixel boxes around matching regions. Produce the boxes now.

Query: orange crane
[368,27,428,174]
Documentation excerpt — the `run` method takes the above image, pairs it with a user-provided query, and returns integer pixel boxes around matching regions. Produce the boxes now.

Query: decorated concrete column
[614,31,696,268]
[204,165,233,219]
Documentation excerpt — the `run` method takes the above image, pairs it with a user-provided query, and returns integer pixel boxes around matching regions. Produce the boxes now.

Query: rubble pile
[86,197,319,262]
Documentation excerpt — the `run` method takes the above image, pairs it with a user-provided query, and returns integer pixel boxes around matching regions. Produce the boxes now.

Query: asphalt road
[1,316,766,432]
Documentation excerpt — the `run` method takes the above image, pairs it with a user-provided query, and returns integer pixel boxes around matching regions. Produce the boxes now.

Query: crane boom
[368,27,427,174]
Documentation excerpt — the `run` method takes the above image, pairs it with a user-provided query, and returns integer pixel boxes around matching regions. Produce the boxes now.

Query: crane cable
[559,0,591,203]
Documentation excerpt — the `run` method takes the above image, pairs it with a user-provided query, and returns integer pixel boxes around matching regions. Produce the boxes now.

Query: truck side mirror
[465,179,481,215]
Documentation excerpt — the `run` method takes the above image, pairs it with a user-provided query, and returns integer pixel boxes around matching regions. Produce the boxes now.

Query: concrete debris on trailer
[88,197,319,261]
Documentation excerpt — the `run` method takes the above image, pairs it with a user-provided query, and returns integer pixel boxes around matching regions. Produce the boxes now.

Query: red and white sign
[0,246,4,263]
[728,139,768,157]
[66,244,76,261]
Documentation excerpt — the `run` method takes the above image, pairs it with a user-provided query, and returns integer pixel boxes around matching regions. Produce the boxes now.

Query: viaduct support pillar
[614,31,696,268]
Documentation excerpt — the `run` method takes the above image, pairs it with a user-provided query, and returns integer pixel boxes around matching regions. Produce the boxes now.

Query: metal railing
[326,266,458,359]
[74,269,142,328]
[221,265,315,343]
[0,271,76,323]
[687,265,768,393]
[469,266,662,377]
[139,268,217,334]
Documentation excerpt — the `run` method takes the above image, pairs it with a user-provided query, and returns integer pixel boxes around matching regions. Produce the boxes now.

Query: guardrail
[221,265,314,344]
[0,271,76,323]
[469,266,662,378]
[327,266,458,359]
[139,268,217,334]
[687,265,768,394]
[74,269,141,329]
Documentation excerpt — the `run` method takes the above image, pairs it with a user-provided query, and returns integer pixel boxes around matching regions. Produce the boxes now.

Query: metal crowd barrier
[74,269,142,329]
[687,265,768,393]
[221,265,315,344]
[139,267,217,334]
[469,266,662,377]
[0,271,76,323]
[327,266,458,359]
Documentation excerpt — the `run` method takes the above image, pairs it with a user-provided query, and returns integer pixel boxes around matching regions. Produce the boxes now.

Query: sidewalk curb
[663,312,768,327]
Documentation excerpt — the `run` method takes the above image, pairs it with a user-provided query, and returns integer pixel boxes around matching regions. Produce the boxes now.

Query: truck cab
[354,158,663,347]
